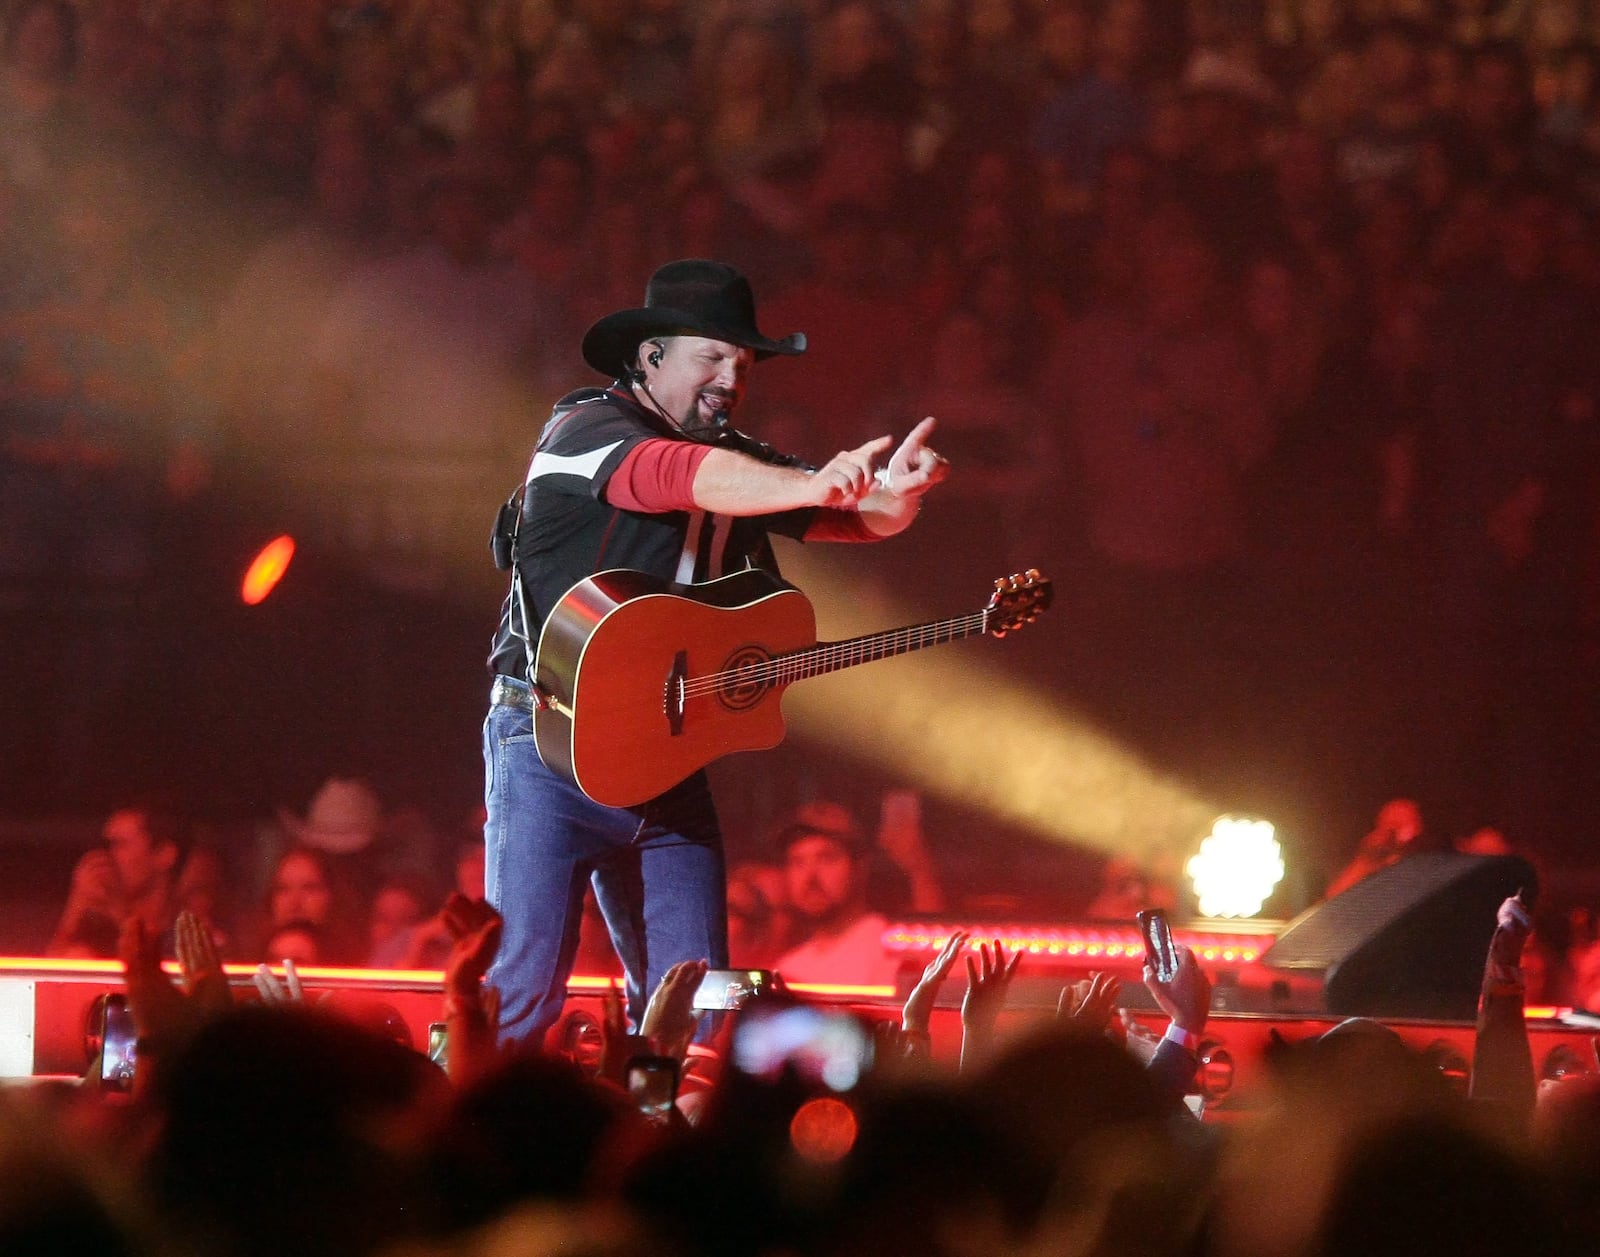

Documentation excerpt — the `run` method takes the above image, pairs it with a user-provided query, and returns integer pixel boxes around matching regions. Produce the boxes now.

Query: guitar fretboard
[679,609,991,699]
[774,610,993,682]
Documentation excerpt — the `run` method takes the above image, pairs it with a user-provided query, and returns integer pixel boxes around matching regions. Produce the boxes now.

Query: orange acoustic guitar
[531,567,1053,807]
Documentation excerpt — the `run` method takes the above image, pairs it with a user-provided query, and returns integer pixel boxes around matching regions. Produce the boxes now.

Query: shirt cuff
[1163,1023,1202,1052]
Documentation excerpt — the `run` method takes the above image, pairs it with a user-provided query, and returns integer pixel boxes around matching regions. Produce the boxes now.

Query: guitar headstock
[983,569,1053,637]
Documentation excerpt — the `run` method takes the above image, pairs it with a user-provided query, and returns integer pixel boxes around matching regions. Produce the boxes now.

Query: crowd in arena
[8,870,1600,1257]
[5,0,1600,854]
[5,0,1600,1249]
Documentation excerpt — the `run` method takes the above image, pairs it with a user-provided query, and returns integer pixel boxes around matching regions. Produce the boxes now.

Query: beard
[680,386,737,435]
[790,881,858,930]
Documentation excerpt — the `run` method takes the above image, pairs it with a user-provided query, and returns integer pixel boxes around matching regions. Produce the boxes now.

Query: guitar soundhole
[718,646,773,712]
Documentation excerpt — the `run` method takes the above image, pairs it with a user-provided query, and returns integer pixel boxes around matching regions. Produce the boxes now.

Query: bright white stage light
[1186,816,1284,918]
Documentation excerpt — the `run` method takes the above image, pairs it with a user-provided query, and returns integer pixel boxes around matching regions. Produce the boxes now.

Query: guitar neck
[777,609,991,682]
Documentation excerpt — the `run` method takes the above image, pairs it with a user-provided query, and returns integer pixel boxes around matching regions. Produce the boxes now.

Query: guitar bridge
[664,650,686,735]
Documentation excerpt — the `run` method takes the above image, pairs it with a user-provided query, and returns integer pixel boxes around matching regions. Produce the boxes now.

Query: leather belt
[490,676,544,712]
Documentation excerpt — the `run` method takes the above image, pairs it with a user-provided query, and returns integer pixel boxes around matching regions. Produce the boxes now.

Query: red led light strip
[881,925,1270,965]
[0,958,1572,1021]
[0,959,896,1001]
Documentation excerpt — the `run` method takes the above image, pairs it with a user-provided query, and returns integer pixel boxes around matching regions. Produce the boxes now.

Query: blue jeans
[482,688,728,1051]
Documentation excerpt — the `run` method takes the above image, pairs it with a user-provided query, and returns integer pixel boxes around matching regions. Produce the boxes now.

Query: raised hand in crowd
[437,894,502,994]
[1059,970,1122,1036]
[599,977,653,1089]
[877,789,946,914]
[1142,945,1214,1108]
[868,1017,917,1068]
[1145,944,1212,1037]
[599,957,720,1090]
[437,893,503,1086]
[640,958,708,1063]
[637,959,720,1110]
[117,910,234,1087]
[899,929,968,1060]
[1486,889,1534,981]
[252,956,305,1005]
[173,909,231,1016]
[961,938,1022,1071]
[1471,890,1538,1135]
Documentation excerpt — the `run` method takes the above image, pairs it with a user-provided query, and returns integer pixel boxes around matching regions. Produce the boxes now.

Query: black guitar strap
[491,389,615,679]
[488,479,538,677]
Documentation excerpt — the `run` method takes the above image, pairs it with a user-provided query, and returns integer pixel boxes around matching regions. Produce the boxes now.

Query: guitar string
[675,615,989,699]
[673,609,1010,700]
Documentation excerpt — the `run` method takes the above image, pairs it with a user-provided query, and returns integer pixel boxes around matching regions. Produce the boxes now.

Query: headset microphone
[629,340,727,441]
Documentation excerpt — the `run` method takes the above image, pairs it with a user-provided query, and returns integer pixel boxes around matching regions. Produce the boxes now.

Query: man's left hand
[881,417,950,499]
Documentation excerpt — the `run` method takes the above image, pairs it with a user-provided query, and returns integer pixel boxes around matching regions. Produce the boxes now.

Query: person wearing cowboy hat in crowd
[275,775,388,896]
[482,258,950,1050]
[277,773,440,884]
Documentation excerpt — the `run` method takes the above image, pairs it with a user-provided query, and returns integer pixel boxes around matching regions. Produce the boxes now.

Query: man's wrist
[1487,941,1525,969]
[858,494,920,538]
[1483,960,1524,994]
[443,990,484,1019]
[871,465,923,506]
[1163,1022,1202,1052]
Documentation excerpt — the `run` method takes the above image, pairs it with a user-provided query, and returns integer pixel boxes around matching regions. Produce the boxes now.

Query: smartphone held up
[99,993,139,1091]
[1137,908,1180,984]
[691,968,781,1011]
[626,1053,682,1120]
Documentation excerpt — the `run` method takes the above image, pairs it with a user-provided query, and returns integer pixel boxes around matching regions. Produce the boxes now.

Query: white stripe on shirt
[528,440,625,483]
[707,512,733,577]
[677,511,705,583]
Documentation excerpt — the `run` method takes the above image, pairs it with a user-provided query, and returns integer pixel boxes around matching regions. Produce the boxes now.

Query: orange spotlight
[241,534,296,605]
[789,1096,858,1163]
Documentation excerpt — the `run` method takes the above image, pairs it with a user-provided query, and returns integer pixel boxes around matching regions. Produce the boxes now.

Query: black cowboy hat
[581,259,806,378]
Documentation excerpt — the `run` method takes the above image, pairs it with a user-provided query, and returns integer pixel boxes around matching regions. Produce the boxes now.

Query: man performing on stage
[483,259,949,1049]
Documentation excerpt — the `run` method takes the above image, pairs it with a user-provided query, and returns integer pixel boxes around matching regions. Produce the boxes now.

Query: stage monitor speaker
[1258,853,1536,1020]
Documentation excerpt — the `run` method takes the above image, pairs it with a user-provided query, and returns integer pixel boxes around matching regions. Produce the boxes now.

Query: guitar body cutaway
[533,568,817,808]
